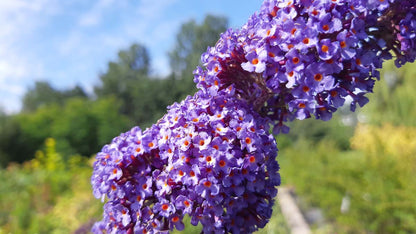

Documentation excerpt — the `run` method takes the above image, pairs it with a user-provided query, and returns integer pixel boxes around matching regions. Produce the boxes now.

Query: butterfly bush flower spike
[196,0,416,133]
[92,90,280,233]
[92,0,415,233]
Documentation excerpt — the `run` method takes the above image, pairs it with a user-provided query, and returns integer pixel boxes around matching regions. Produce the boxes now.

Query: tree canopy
[22,81,87,112]
[168,15,228,99]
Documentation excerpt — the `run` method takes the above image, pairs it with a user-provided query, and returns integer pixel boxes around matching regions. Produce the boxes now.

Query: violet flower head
[91,90,280,233]
[92,0,416,233]
[196,0,416,133]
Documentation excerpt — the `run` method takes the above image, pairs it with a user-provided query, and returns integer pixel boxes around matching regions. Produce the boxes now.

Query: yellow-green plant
[0,138,102,233]
[30,138,64,171]
[351,123,416,164]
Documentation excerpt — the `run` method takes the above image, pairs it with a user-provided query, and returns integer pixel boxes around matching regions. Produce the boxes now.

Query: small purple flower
[288,99,314,120]
[317,38,340,60]
[241,48,268,73]
[337,30,357,60]
[170,214,185,231]
[175,195,194,214]
[327,88,347,108]
[154,199,176,218]
[295,28,318,52]
[193,131,211,151]
[195,177,220,198]
[318,13,342,34]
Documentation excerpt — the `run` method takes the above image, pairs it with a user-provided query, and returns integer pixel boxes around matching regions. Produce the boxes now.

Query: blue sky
[0,0,262,113]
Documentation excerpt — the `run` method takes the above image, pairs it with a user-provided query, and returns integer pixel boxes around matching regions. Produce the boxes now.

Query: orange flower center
[245,137,252,144]
[314,73,323,82]
[219,160,226,167]
[162,204,169,210]
[204,181,212,188]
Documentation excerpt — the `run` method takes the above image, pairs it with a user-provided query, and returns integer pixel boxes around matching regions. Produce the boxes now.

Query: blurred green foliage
[0,138,102,234]
[364,61,416,126]
[0,97,133,165]
[278,61,416,233]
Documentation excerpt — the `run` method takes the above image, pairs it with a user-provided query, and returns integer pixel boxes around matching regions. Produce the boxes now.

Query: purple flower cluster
[91,90,280,233]
[195,0,416,134]
[92,0,416,233]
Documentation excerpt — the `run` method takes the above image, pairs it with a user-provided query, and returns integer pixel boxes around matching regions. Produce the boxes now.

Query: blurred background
[0,1,415,233]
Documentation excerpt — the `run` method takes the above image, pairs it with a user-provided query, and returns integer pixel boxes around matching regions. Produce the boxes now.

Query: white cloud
[0,82,25,96]
[0,81,26,114]
[0,0,59,113]
[61,0,181,78]
[0,59,33,82]
[0,0,59,38]
[137,0,178,20]
[78,0,116,27]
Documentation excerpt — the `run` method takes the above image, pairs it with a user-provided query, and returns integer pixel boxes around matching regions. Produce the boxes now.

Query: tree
[0,114,20,166]
[94,43,183,127]
[91,97,134,147]
[62,85,88,100]
[22,81,87,112]
[94,43,150,115]
[51,97,133,157]
[168,15,229,99]
[11,104,61,164]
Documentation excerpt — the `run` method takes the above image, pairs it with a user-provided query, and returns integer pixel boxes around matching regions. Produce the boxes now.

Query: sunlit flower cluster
[92,90,280,233]
[195,0,416,134]
[92,0,415,233]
